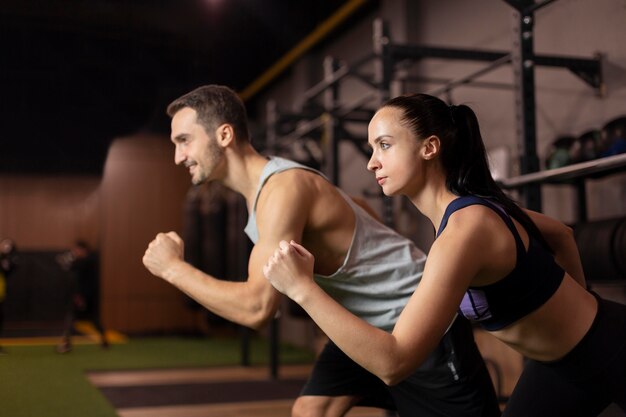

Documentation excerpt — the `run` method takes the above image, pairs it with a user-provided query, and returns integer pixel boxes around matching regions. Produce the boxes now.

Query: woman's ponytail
[383,93,553,252]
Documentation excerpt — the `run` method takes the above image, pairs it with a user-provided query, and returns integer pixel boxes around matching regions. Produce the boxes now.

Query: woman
[263,93,626,417]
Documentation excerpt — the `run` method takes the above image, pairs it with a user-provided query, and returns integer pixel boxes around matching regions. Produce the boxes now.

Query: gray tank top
[244,157,426,331]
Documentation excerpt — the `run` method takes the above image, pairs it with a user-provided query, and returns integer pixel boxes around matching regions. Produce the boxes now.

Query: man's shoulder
[258,169,299,198]
[266,166,329,190]
[256,168,341,222]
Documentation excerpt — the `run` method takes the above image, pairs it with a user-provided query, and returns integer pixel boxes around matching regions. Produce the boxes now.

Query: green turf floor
[0,336,315,417]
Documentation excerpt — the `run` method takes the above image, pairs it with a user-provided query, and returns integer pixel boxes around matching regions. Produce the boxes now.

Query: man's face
[171,107,224,185]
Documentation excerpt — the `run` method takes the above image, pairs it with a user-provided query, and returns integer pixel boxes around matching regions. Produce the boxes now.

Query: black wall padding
[573,217,626,281]
[4,251,72,324]
[614,220,626,276]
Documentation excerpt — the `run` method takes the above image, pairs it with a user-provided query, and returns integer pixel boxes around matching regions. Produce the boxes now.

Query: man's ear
[215,123,235,147]
[421,135,440,160]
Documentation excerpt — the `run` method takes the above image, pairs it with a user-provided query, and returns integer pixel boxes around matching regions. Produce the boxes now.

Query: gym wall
[0,133,196,334]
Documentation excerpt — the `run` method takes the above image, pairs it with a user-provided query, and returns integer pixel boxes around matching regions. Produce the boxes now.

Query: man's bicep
[247,242,283,296]
[248,187,309,281]
[245,210,305,322]
[247,176,311,295]
[243,226,299,327]
[256,181,309,245]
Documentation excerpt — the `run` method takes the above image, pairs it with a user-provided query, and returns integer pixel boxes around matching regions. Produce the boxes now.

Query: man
[143,85,500,417]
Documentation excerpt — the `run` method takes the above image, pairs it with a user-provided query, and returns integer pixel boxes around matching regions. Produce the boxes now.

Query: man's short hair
[166,85,250,142]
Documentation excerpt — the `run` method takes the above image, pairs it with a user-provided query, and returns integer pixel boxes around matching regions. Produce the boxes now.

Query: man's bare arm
[142,173,313,329]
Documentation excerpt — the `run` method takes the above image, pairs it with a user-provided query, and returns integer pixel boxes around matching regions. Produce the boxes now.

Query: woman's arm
[264,209,487,385]
[524,209,586,287]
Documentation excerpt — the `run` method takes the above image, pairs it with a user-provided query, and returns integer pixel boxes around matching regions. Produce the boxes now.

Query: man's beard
[192,139,224,185]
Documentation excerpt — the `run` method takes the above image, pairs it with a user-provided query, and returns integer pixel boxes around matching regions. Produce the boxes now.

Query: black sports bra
[437,196,565,331]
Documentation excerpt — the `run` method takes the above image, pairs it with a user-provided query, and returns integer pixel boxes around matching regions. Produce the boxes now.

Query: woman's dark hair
[166,84,250,142]
[383,93,550,249]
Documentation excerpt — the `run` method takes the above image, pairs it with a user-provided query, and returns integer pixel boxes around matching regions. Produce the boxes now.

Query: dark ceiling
[0,0,376,175]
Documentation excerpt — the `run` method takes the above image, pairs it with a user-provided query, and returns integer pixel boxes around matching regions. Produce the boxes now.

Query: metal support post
[373,19,396,227]
[323,56,341,186]
[265,99,278,154]
[373,18,392,104]
[575,180,588,222]
[510,1,541,211]
[240,326,250,367]
[269,317,279,379]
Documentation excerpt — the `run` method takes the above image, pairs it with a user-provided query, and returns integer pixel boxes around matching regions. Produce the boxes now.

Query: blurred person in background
[0,238,18,355]
[56,241,108,353]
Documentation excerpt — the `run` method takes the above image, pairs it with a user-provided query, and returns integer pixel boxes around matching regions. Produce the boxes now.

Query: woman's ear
[421,135,440,160]
[215,123,235,147]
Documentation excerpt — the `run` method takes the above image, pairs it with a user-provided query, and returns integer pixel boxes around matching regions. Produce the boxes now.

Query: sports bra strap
[437,196,526,258]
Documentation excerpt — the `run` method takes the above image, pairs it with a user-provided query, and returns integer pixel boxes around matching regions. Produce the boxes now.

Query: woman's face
[367,106,423,197]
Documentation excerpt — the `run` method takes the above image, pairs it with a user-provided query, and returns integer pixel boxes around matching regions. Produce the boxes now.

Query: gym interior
[1,1,625,416]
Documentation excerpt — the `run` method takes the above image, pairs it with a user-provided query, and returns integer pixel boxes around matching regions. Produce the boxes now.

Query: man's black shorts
[301,316,501,417]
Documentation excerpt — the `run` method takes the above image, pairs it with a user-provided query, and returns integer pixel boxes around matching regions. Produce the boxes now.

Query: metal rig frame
[266,1,602,214]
